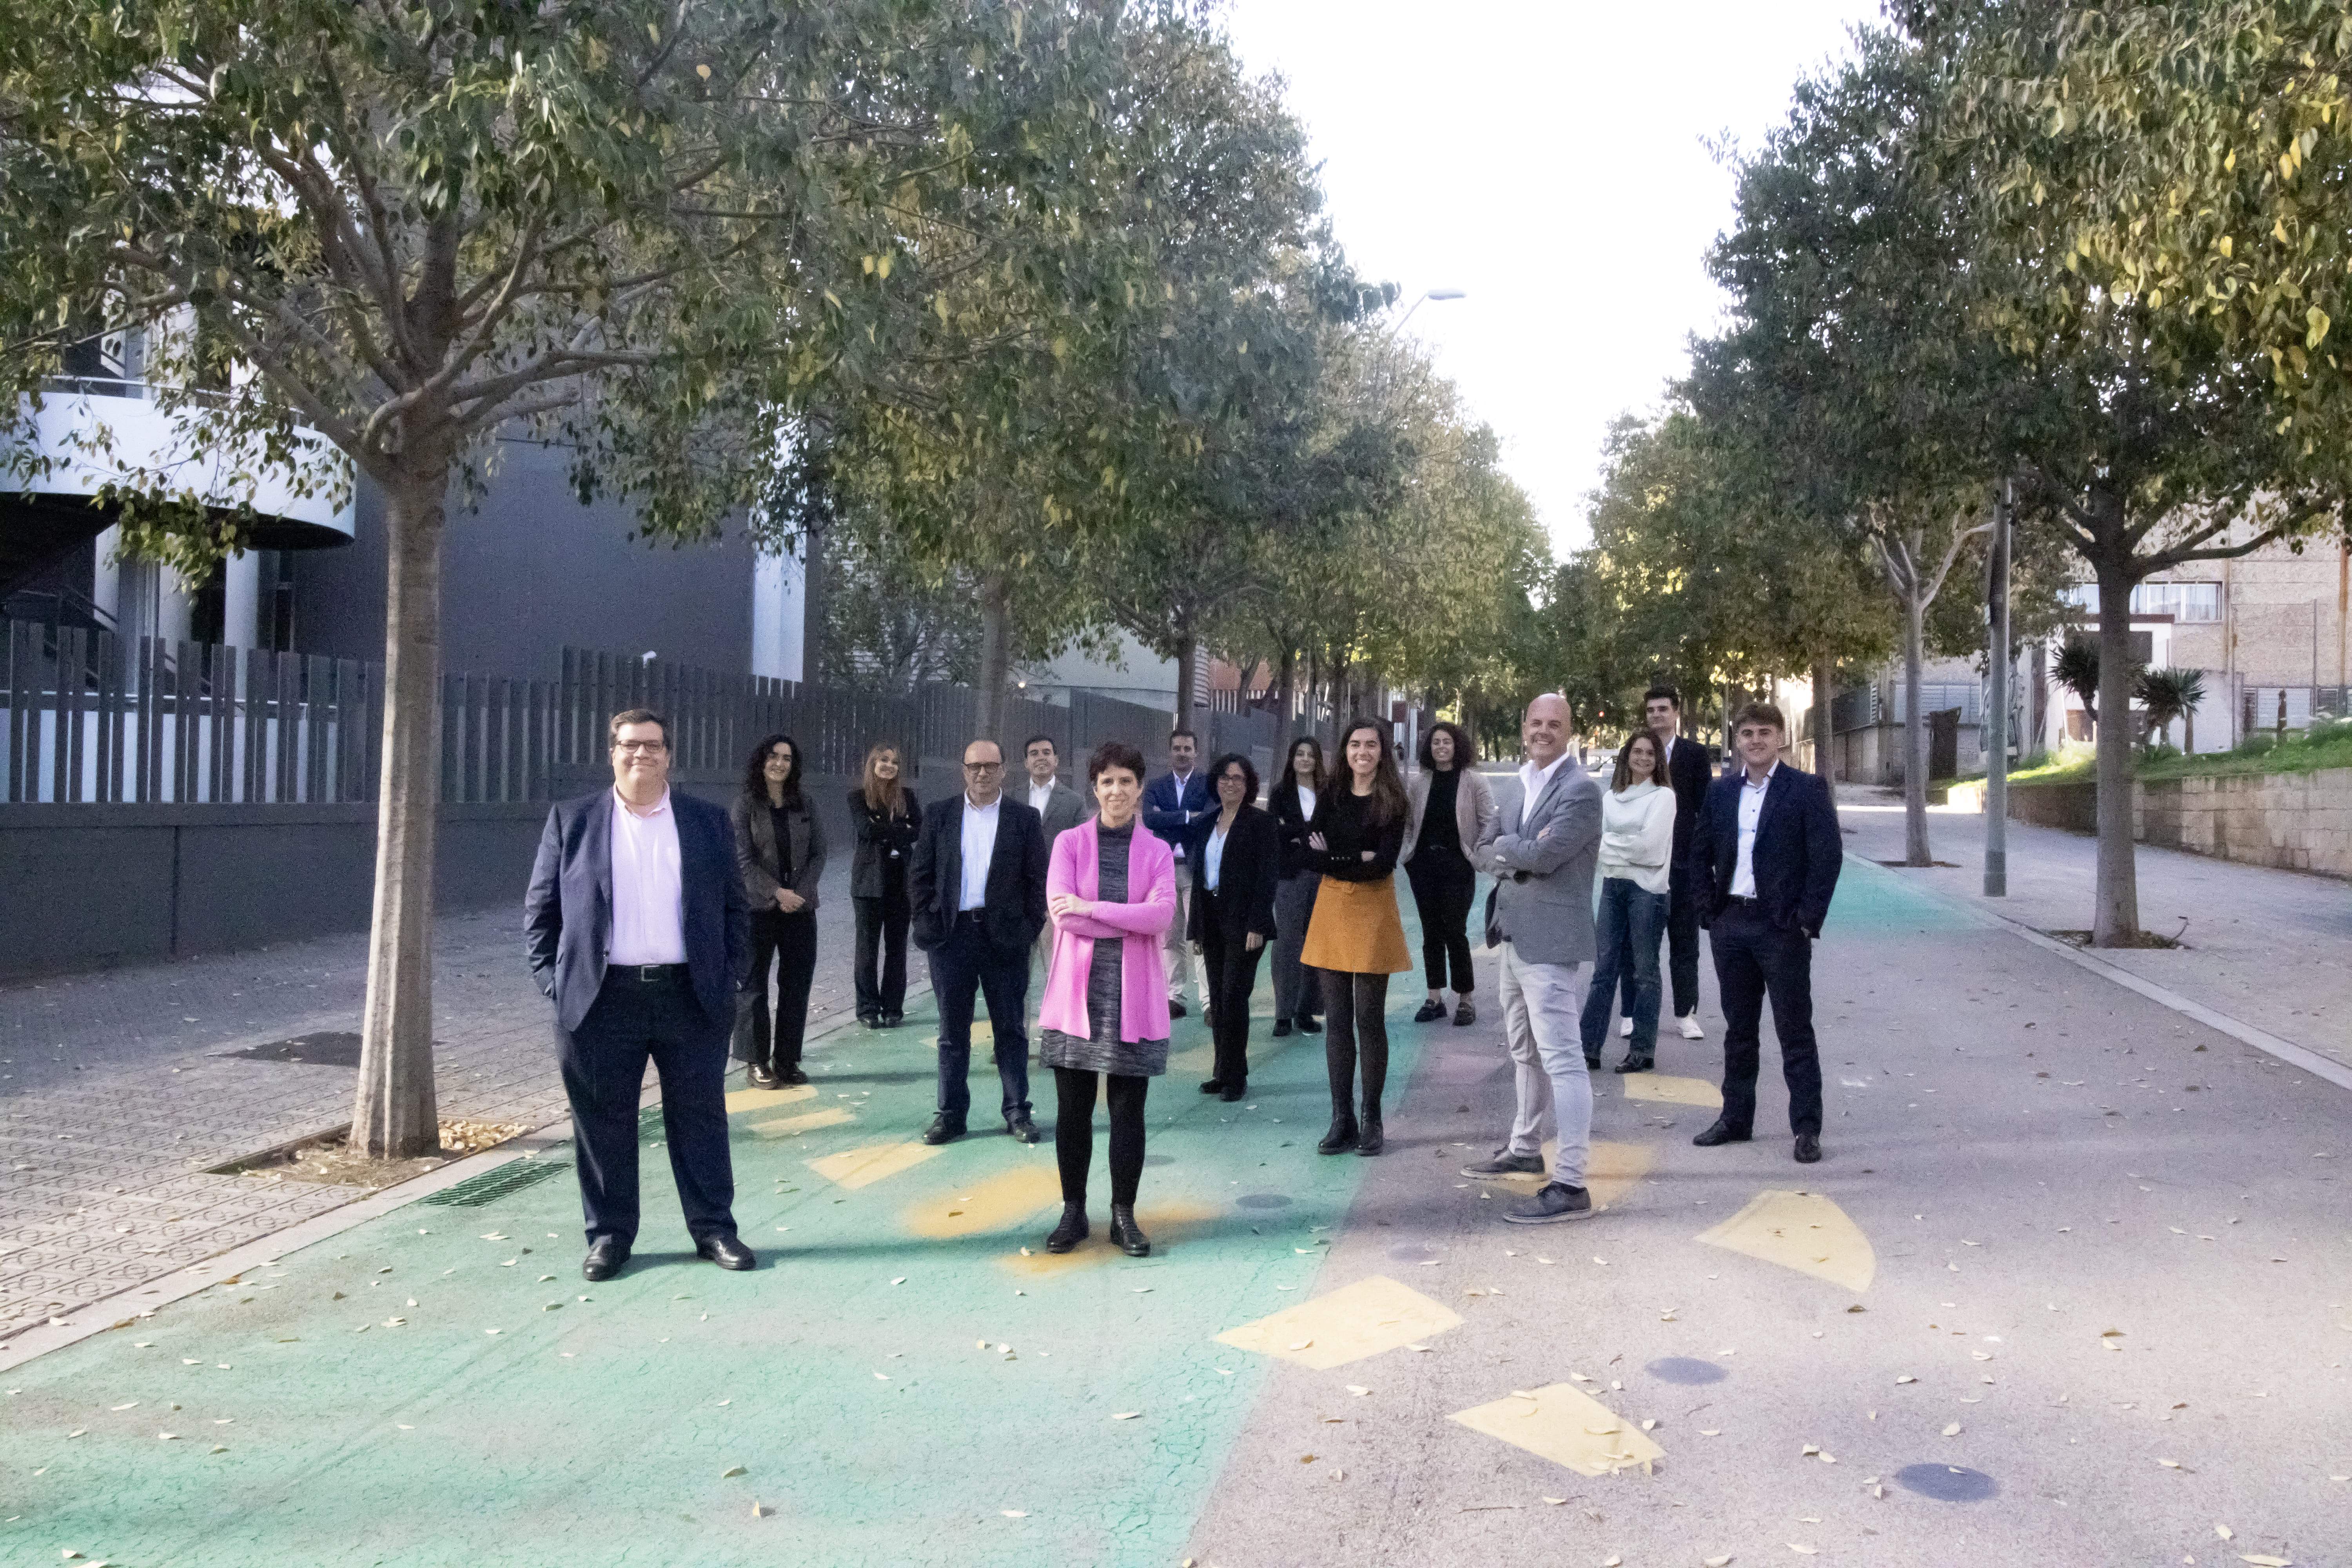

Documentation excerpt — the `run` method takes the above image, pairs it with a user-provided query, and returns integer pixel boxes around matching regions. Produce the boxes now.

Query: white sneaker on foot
[1677,1013,1705,1040]
[1619,1016,1633,1038]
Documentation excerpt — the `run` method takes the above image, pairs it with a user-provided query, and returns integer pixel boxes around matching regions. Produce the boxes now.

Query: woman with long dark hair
[1267,737,1327,1039]
[1038,741,1176,1258]
[1403,720,1496,1027]
[1580,731,1676,1074]
[848,743,921,1029]
[1299,720,1413,1156]
[1186,751,1278,1100]
[731,733,827,1087]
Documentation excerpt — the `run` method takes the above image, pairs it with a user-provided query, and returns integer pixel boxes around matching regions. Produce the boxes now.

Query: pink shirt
[607,788,686,965]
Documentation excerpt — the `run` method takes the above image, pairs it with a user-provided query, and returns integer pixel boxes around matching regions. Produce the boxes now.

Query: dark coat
[730,789,827,913]
[907,792,1050,955]
[1184,804,1281,944]
[1269,778,1321,879]
[524,788,751,1033]
[1688,764,1843,936]
[847,786,922,900]
[1143,769,1213,857]
[1665,735,1713,866]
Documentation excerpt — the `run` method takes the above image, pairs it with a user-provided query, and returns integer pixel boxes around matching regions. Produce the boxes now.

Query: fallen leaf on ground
[1347,1386,1372,1397]
[1944,1424,1962,1437]
[1111,1412,1140,1421]
[722,1465,747,1478]
[1000,1510,1027,1518]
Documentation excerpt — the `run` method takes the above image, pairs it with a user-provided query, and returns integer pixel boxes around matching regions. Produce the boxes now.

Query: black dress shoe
[1691,1119,1751,1147]
[1045,1202,1089,1253]
[1355,1109,1385,1156]
[1271,1018,1293,1038]
[1452,1000,1476,1027]
[1613,1054,1654,1074]
[1413,999,1447,1024]
[880,1012,904,1029]
[746,1062,781,1089]
[921,1114,965,1145]
[1793,1132,1823,1164]
[697,1234,757,1270]
[581,1238,630,1281]
[1108,1203,1151,1257]
[1294,1014,1322,1034]
[1200,1078,1226,1094]
[857,1012,880,1029]
[1219,1082,1246,1102]
[1317,1114,1358,1155]
[781,1065,809,1085]
[1006,1114,1042,1145]
[1168,1000,1188,1020]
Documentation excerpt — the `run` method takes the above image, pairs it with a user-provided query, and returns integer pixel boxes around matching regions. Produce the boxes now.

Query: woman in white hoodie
[1578,731,1676,1073]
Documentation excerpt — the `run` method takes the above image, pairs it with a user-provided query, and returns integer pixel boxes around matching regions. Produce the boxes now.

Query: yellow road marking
[904,1165,1062,1239]
[1697,1189,1876,1292]
[752,1106,857,1137]
[1480,1140,1655,1211]
[1000,1199,1222,1276]
[805,1141,944,1191]
[1449,1383,1666,1475]
[725,1084,817,1114]
[1216,1276,1463,1368]
[1620,1074,1723,1109]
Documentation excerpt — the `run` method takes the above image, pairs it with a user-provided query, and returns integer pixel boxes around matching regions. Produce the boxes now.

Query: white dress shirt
[1027,779,1057,815]
[1166,771,1194,859]
[958,794,1002,911]
[1295,783,1316,825]
[1731,762,1778,899]
[607,788,687,965]
[1205,820,1230,891]
[1516,754,1569,831]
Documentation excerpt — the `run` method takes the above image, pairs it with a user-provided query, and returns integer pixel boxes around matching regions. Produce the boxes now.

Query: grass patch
[2007,722,2352,786]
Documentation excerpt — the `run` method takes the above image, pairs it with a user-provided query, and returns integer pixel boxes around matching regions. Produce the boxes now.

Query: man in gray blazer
[1020,734,1090,1034]
[1466,693,1604,1224]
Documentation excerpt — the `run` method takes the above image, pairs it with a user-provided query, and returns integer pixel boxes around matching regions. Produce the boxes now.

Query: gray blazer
[730,790,828,914]
[1026,780,1089,842]
[1473,759,1601,966]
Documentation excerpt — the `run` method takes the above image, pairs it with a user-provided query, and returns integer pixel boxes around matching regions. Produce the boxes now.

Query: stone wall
[2006,767,2352,878]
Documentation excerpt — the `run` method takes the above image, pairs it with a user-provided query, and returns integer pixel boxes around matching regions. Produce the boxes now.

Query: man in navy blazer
[525,708,753,1281]
[1142,728,1213,1016]
[1685,700,1842,1163]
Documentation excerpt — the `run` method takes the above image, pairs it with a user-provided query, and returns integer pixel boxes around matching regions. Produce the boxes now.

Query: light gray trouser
[1497,940,1591,1187]
[1163,861,1209,1005]
[1271,871,1320,1018]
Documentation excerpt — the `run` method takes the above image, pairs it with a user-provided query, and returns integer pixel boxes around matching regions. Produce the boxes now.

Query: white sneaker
[1619,1017,1633,1038]
[1678,1013,1705,1041]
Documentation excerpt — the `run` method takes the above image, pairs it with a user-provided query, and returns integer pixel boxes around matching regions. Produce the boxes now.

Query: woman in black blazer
[1186,752,1279,1100]
[847,743,922,1029]
[1266,737,1326,1038]
[732,733,827,1087]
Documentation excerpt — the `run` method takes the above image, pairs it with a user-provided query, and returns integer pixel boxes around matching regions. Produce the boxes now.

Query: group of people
[521,686,1842,1281]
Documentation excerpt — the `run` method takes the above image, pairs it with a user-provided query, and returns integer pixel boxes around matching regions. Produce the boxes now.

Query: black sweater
[1312,786,1405,882]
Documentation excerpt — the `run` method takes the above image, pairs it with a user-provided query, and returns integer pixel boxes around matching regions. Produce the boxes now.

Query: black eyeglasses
[962,760,1003,774]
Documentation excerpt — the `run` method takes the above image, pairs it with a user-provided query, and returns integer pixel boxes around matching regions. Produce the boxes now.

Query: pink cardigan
[1038,818,1176,1045]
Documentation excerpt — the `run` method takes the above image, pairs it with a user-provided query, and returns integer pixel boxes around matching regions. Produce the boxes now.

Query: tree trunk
[799,510,829,685]
[2090,549,2143,945]
[1172,617,1198,733]
[1901,585,1932,866]
[975,571,1013,749]
[1811,657,1836,786]
[1274,647,1297,738]
[1331,661,1353,736]
[352,471,447,1159]
[2183,706,2194,756]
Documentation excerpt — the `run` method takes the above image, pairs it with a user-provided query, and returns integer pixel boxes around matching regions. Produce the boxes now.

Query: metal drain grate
[420,1157,572,1207]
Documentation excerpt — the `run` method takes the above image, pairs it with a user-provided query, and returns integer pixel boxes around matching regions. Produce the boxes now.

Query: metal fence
[0,616,1182,807]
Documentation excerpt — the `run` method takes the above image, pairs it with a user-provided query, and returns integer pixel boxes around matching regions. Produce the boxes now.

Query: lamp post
[1984,478,2013,897]
[1392,287,1466,334]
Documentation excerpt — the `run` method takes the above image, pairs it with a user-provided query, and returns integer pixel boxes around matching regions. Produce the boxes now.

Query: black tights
[1053,1067,1148,1207]
[1321,971,1391,1118]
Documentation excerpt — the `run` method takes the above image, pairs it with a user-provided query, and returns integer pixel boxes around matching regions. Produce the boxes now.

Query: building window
[2058,582,2220,622]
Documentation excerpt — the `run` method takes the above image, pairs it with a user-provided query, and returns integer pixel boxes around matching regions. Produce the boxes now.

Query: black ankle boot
[1045,1202,1089,1254]
[1356,1105,1385,1156]
[1108,1204,1151,1257]
[1613,1053,1654,1074]
[1317,1112,1359,1154]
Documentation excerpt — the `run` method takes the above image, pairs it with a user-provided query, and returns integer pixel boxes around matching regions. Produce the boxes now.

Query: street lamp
[1392,288,1466,332]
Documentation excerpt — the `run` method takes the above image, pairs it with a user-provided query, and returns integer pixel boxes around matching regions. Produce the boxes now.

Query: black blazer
[524,789,752,1034]
[907,792,1050,955]
[847,787,922,899]
[1665,735,1713,866]
[1184,805,1280,944]
[1311,786,1406,882]
[1687,764,1843,936]
[1269,779,1320,878]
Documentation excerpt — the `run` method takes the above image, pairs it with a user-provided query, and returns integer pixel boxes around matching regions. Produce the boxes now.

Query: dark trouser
[1583,877,1668,1058]
[1322,971,1391,1116]
[927,913,1033,1125]
[556,970,737,1248]
[1200,895,1265,1089]
[1405,849,1477,995]
[852,884,909,1019]
[1708,900,1823,1136]
[1053,1066,1147,1207]
[735,908,816,1071]
[1271,871,1321,1021]
[1623,860,1702,1020]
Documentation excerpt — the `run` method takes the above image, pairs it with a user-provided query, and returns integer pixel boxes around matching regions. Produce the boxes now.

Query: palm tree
[2135,666,2209,752]
[2054,637,2102,730]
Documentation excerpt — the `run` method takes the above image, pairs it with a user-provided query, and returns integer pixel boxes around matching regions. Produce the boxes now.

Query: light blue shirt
[1732,762,1777,899]
[1205,821,1229,892]
[958,794,1001,911]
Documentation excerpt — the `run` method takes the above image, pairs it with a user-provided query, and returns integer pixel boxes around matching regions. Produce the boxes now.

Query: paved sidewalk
[0,864,861,1341]
[1835,787,2352,1075]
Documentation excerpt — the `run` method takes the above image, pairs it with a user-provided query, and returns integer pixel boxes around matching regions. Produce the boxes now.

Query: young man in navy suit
[1142,728,1213,1017]
[1685,701,1842,1163]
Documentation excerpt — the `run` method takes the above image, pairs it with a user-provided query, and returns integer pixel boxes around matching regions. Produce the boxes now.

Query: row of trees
[0,2,1542,1154]
[1538,1,2352,946]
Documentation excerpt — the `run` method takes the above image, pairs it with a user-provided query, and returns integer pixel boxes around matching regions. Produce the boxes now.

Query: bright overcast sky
[1222,0,1884,556]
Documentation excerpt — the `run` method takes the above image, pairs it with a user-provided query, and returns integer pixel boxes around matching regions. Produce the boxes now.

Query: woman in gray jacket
[1403,722,1497,1027]
[731,733,827,1087]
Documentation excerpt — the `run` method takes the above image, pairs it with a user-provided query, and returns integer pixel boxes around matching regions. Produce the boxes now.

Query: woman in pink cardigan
[1038,740,1177,1258]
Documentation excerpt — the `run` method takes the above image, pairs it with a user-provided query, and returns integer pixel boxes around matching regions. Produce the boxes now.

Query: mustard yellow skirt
[1299,875,1413,975]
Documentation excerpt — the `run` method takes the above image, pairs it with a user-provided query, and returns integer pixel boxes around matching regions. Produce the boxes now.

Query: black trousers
[1053,1066,1147,1207]
[737,908,816,1071]
[1406,850,1477,994]
[852,884,909,1019]
[1322,970,1391,1116]
[556,971,737,1247]
[1708,900,1823,1136]
[1199,894,1265,1089]
[927,913,1033,1124]
[1621,860,1702,1019]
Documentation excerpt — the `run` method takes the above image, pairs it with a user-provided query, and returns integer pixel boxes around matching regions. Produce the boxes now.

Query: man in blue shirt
[1142,728,1213,1018]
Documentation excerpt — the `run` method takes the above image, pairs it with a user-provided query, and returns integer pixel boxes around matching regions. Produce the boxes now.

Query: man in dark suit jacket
[1686,700,1842,1163]
[1627,683,1716,1039]
[524,708,754,1281]
[910,738,1051,1145]
[1142,728,1213,1014]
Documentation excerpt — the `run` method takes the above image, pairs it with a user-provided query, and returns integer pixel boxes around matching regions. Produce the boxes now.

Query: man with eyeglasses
[525,708,754,1282]
[909,739,1052,1144]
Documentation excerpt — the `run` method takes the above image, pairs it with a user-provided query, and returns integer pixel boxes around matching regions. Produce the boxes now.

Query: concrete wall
[2006,768,2352,878]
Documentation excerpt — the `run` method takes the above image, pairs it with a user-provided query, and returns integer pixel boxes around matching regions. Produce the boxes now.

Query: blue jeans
[927,913,1034,1125]
[1580,877,1667,1058]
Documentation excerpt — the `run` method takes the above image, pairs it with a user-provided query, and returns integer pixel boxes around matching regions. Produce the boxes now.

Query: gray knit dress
[1039,823,1169,1078]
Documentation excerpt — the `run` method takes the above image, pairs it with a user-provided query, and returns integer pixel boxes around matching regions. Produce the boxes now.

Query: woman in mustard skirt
[1299,719,1413,1155]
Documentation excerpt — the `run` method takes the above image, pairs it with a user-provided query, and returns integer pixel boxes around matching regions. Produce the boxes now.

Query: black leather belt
[613,962,688,982]
[1724,895,1759,907]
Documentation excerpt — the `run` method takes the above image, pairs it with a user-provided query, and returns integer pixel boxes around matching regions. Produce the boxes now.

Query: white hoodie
[1597,780,1675,894]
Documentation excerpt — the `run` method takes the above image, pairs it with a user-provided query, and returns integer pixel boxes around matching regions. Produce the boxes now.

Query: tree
[0,0,1136,1153]
[2054,636,2104,729]
[2135,666,2207,750]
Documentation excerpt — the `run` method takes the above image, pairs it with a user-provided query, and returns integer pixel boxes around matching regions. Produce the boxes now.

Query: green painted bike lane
[2,914,1440,1568]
